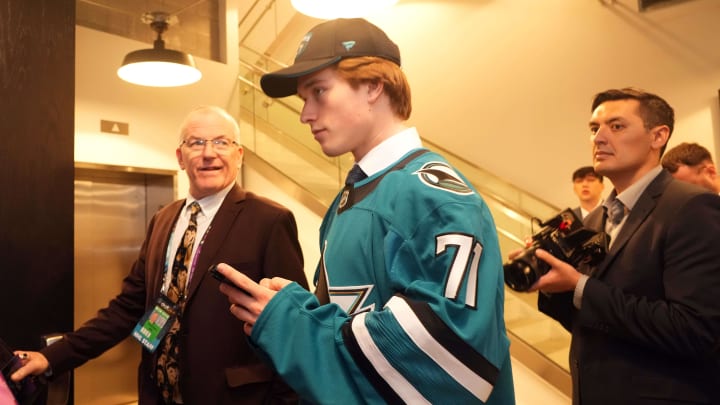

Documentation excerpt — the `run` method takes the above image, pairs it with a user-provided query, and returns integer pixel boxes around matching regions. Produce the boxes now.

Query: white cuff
[573,274,589,309]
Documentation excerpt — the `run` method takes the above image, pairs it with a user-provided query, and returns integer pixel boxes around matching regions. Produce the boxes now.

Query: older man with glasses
[11,106,308,405]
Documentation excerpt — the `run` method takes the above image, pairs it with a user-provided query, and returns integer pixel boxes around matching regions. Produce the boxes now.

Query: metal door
[74,165,174,405]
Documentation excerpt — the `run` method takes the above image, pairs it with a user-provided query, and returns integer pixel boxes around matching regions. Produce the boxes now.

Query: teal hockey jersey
[249,149,515,404]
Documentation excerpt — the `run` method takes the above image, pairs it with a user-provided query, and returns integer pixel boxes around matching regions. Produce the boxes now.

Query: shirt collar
[356,127,422,177]
[604,165,663,211]
[185,182,234,217]
[581,200,603,218]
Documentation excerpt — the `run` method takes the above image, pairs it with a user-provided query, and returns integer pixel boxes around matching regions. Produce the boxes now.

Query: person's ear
[366,80,384,104]
[705,162,717,179]
[650,125,670,152]
[176,147,186,170]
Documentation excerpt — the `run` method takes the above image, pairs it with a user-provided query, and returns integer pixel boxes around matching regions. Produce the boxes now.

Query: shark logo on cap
[296,32,313,57]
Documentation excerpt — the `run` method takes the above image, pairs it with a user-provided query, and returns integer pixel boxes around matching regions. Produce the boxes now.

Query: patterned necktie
[156,201,201,404]
[345,164,367,185]
[608,199,626,226]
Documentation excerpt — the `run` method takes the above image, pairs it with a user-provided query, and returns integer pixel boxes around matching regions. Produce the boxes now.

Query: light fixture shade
[118,48,202,87]
[291,0,398,19]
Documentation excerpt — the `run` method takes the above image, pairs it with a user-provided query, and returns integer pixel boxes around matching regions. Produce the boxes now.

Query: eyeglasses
[181,138,239,152]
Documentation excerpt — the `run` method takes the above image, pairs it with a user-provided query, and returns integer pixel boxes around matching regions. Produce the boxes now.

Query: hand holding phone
[209,264,250,295]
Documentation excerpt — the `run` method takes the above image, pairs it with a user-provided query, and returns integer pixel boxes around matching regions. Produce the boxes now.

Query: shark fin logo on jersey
[320,241,375,314]
[330,285,375,314]
[415,162,473,195]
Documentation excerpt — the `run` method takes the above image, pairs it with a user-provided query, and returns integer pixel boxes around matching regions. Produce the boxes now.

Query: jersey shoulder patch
[414,161,473,195]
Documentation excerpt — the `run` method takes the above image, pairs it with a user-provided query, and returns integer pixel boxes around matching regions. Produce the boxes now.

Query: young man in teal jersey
[216,18,516,404]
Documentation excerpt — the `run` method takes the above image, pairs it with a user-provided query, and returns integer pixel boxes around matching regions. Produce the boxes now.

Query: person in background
[11,106,308,404]
[215,18,515,404]
[661,141,720,193]
[571,165,604,219]
[522,88,720,404]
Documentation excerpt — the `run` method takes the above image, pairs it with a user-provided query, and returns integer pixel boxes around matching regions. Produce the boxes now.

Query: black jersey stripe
[341,318,406,404]
[396,294,499,386]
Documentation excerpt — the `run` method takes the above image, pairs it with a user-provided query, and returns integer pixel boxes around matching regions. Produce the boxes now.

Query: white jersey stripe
[386,296,495,402]
[350,312,431,404]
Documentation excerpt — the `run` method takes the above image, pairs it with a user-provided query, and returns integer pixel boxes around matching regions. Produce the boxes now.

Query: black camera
[503,208,607,292]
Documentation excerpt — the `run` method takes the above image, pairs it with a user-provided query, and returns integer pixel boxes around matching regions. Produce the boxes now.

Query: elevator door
[74,166,174,405]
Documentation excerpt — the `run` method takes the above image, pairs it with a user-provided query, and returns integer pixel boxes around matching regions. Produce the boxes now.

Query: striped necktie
[608,199,626,226]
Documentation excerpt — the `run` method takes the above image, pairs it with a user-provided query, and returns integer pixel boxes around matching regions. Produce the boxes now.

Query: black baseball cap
[260,18,401,98]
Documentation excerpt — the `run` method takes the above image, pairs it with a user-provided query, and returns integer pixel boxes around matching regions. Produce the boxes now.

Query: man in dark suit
[527,88,720,404]
[11,106,309,404]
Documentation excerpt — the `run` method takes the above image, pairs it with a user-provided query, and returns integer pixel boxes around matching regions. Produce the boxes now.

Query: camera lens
[503,254,540,292]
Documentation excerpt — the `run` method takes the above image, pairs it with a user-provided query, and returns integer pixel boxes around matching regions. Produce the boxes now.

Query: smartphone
[208,264,249,295]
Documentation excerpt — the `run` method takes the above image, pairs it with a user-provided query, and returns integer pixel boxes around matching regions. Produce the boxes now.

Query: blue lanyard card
[132,296,176,353]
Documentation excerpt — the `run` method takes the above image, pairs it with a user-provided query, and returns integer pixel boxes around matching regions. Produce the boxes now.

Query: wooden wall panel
[0,0,75,351]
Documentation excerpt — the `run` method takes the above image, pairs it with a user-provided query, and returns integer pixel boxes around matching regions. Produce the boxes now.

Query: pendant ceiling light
[117,11,202,87]
[291,0,398,20]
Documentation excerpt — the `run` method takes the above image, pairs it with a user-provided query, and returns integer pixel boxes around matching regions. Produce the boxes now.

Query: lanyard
[160,224,213,296]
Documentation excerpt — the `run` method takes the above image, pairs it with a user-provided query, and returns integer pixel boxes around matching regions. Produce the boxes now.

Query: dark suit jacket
[540,170,720,404]
[42,184,308,404]
[572,206,583,221]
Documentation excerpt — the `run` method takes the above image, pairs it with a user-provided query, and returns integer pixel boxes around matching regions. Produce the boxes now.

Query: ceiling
[76,0,221,61]
[75,0,696,69]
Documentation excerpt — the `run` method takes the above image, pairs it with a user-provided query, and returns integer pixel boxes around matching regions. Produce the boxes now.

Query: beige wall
[75,0,720,209]
[73,0,720,289]
[367,0,720,208]
[74,0,720,305]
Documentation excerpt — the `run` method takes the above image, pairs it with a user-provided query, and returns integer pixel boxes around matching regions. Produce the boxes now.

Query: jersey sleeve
[346,199,513,403]
[249,197,514,404]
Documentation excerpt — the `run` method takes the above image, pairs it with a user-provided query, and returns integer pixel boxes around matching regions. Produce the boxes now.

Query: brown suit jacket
[43,184,308,404]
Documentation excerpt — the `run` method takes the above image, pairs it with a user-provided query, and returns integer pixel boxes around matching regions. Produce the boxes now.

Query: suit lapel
[148,200,184,300]
[185,184,246,300]
[593,171,671,279]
